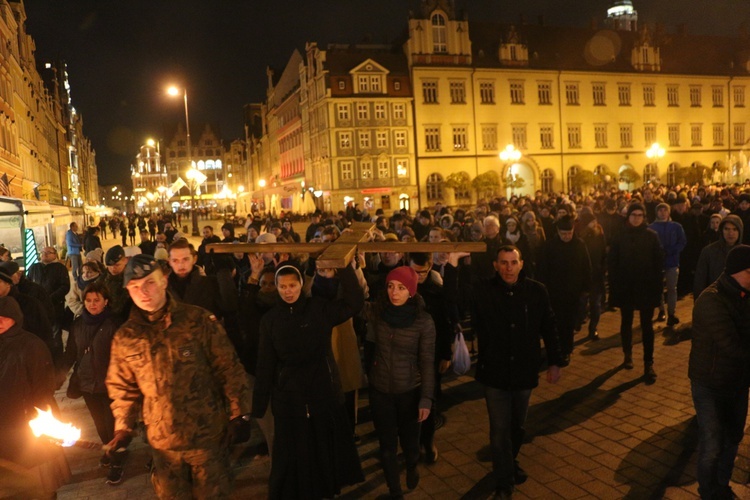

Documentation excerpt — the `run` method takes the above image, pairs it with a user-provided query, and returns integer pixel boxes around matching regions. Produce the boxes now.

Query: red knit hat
[386,266,418,297]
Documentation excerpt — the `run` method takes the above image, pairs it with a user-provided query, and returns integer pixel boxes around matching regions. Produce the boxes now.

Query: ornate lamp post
[499,144,523,195]
[646,142,665,184]
[167,85,200,236]
[258,178,266,213]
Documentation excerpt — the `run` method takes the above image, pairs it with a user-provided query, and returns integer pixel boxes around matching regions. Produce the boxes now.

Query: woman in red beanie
[364,265,436,499]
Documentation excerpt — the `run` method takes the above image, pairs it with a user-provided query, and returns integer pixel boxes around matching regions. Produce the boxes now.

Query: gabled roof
[325,45,409,76]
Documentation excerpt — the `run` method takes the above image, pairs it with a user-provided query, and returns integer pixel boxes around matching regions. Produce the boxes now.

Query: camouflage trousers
[151,446,231,499]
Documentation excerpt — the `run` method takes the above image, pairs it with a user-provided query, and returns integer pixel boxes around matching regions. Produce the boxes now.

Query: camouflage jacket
[106,294,251,451]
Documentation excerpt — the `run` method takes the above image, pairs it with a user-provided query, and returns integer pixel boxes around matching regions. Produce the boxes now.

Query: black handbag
[66,369,82,399]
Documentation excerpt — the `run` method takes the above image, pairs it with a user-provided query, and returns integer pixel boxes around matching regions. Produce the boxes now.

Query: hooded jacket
[694,215,744,299]
[648,216,687,269]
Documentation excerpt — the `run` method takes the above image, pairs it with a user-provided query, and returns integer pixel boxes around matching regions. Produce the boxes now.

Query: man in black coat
[607,203,663,383]
[196,225,222,271]
[689,245,750,499]
[473,245,563,499]
[26,246,70,361]
[0,269,54,360]
[538,215,592,365]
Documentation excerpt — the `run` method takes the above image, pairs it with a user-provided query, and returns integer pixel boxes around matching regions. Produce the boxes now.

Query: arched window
[644,163,659,183]
[431,14,447,54]
[426,173,444,201]
[541,169,554,193]
[567,166,580,192]
[733,162,742,178]
[454,172,471,200]
[667,162,679,186]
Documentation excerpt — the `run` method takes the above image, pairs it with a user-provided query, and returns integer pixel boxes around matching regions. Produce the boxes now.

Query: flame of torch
[28,407,81,447]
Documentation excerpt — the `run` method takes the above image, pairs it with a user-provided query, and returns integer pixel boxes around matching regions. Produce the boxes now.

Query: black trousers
[83,392,123,466]
[619,306,655,364]
[370,387,421,494]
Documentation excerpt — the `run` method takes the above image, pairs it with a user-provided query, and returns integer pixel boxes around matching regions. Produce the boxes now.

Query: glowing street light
[646,142,665,161]
[258,179,266,212]
[499,144,522,163]
[167,84,199,235]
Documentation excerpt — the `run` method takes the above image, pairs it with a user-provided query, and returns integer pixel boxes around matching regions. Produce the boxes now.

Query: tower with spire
[606,0,638,31]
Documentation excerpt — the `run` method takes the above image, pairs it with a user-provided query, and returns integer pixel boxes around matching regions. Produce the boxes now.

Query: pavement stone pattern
[50,229,750,499]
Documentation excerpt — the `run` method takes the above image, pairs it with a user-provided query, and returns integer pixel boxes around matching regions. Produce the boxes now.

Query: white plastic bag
[452,331,471,375]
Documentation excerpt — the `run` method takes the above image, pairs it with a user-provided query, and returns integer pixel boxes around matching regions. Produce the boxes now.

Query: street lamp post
[646,142,666,185]
[167,85,200,236]
[258,179,266,213]
[499,144,523,195]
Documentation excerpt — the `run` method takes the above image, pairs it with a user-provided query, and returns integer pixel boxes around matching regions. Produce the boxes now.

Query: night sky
[23,0,750,186]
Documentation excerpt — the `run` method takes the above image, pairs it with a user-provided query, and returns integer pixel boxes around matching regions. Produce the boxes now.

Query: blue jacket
[648,219,686,269]
[66,229,82,255]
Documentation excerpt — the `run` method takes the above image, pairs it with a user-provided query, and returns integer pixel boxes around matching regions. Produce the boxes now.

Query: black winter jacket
[538,235,592,303]
[689,273,750,391]
[252,265,364,419]
[63,308,118,394]
[473,274,563,391]
[607,223,663,309]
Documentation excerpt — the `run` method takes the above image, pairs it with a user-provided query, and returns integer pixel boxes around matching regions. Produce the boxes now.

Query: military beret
[0,261,19,276]
[122,254,159,287]
[0,269,13,285]
[105,245,126,266]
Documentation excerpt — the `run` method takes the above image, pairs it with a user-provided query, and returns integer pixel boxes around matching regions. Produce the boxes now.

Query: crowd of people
[2,181,750,499]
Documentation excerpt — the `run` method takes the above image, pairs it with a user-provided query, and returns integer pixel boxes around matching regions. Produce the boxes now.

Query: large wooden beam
[356,242,485,253]
[315,222,373,269]
[205,242,329,254]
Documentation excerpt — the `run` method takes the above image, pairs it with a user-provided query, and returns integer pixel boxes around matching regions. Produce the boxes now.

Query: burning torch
[28,407,118,451]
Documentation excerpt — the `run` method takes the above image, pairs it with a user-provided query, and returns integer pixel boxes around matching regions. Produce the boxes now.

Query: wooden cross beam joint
[206,221,486,268]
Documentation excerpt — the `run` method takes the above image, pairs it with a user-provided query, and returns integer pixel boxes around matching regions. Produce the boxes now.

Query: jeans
[659,267,679,316]
[691,382,749,499]
[69,253,82,280]
[620,306,655,364]
[484,385,532,491]
[370,387,421,494]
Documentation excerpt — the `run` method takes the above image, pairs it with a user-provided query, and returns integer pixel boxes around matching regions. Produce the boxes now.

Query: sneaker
[667,315,680,327]
[424,444,439,464]
[587,331,599,341]
[514,461,528,484]
[656,311,666,322]
[406,467,420,490]
[623,354,634,370]
[106,466,124,485]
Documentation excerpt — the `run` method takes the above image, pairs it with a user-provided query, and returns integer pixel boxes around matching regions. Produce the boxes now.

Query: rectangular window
[450,81,466,104]
[567,124,581,149]
[452,126,468,150]
[510,81,525,104]
[374,103,386,120]
[376,131,388,149]
[425,127,441,151]
[667,85,679,106]
[358,75,369,93]
[394,130,407,148]
[393,103,405,119]
[594,124,608,148]
[538,81,552,105]
[358,131,370,149]
[378,159,390,178]
[565,82,579,105]
[643,84,655,106]
[370,76,381,92]
[734,123,745,146]
[690,85,702,107]
[620,124,633,148]
[712,86,724,107]
[338,131,352,150]
[734,86,745,107]
[592,83,606,106]
[713,123,725,146]
[341,161,354,180]
[691,124,702,146]
[540,125,554,149]
[618,83,631,106]
[482,125,498,150]
[337,104,350,121]
[668,124,680,147]
[422,80,438,104]
[512,124,527,149]
[396,159,409,178]
[479,82,495,104]
[645,124,657,146]
[357,103,369,120]
[360,160,373,179]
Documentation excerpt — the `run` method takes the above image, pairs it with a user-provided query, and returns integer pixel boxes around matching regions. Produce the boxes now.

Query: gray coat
[365,298,436,410]
[694,215,743,299]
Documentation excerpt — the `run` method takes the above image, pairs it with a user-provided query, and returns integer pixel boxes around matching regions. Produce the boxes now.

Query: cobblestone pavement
[52,232,750,499]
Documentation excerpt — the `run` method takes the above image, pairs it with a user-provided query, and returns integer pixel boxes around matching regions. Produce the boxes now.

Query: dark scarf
[81,305,111,326]
[76,272,100,291]
[381,301,418,328]
[311,274,339,300]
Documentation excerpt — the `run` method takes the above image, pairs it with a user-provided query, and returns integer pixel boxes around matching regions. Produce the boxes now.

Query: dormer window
[432,13,447,53]
[499,26,528,66]
[350,60,389,94]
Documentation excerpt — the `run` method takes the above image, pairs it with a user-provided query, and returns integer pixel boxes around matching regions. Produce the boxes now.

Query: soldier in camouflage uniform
[105,254,252,499]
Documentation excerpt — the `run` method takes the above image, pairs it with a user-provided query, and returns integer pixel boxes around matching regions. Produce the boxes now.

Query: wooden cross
[205,221,486,268]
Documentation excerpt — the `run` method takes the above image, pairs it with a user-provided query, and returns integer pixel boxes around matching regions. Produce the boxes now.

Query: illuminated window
[358,131,371,149]
[432,14,447,53]
[425,127,441,151]
[452,126,468,150]
[644,164,659,183]
[620,124,632,148]
[565,82,579,105]
[360,160,372,179]
[540,125,554,149]
[341,161,354,180]
[643,84,655,106]
[339,132,352,150]
[482,125,497,150]
[378,159,390,178]
[690,85,702,107]
[713,123,725,146]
